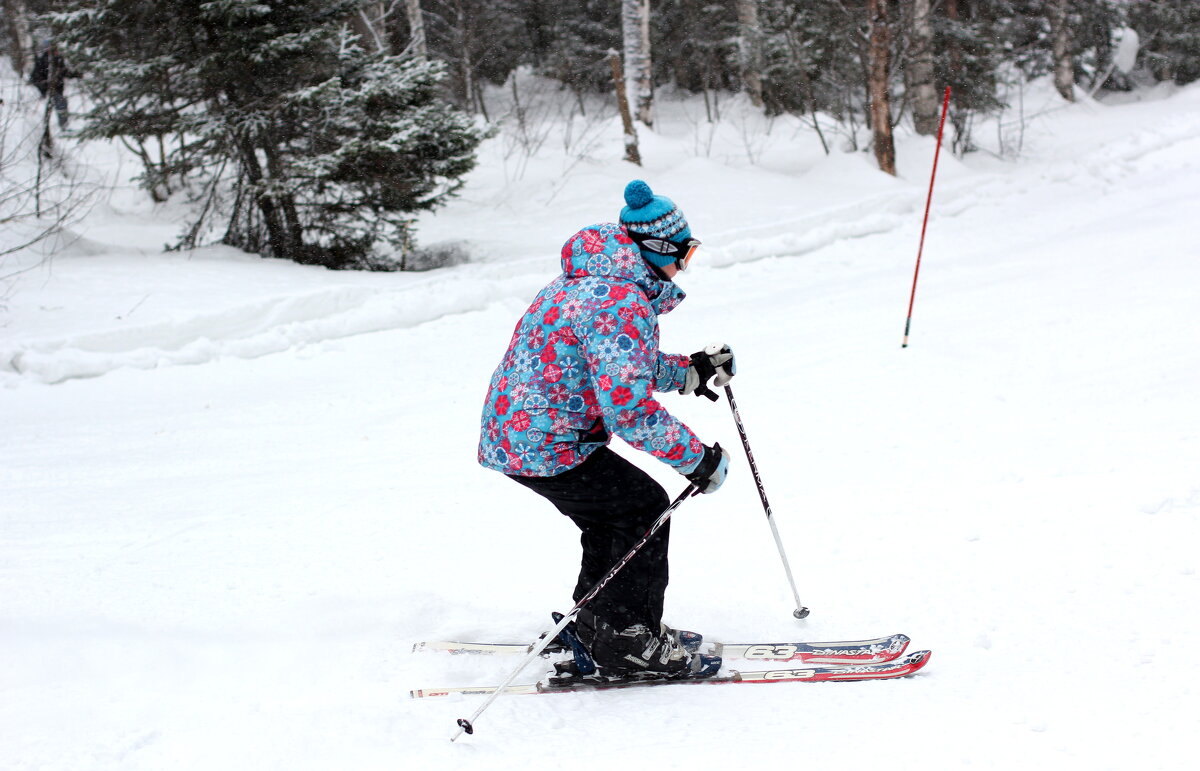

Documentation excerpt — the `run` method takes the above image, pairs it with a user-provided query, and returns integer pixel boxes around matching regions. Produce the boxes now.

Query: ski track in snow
[2,203,931,385]
[9,85,1200,388]
[6,82,1198,388]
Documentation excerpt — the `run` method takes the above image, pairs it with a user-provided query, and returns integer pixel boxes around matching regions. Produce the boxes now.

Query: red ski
[410,649,931,698]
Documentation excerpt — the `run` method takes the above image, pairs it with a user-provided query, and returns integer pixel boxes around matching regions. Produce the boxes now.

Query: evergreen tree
[1128,0,1200,84]
[937,0,1005,152]
[530,0,619,97]
[758,0,865,123]
[654,0,738,101]
[417,0,525,113]
[52,0,484,269]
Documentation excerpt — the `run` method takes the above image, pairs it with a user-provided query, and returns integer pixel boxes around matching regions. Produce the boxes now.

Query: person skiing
[478,179,736,681]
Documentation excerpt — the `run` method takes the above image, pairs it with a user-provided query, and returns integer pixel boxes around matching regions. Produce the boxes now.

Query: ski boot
[662,622,704,653]
[569,608,721,683]
[548,612,702,655]
[550,611,597,675]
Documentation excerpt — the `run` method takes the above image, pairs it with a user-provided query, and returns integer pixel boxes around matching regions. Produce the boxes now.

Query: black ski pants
[509,447,670,631]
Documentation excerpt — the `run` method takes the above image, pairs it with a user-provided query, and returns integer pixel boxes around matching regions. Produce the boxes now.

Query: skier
[478,180,736,681]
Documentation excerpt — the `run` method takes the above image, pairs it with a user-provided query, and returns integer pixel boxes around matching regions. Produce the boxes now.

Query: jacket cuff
[654,352,690,393]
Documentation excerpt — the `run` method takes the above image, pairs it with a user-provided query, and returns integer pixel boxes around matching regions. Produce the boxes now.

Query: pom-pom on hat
[619,180,693,268]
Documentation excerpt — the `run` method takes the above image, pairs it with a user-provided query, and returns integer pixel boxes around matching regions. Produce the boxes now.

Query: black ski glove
[684,443,730,494]
[681,344,736,401]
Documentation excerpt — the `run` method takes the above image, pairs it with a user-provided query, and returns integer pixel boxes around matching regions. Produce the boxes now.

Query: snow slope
[3,75,1199,770]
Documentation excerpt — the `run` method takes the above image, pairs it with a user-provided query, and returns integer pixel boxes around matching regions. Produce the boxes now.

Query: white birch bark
[405,0,426,60]
[736,0,764,108]
[1050,0,1075,101]
[621,0,653,127]
[2,0,34,76]
[909,0,939,135]
[349,2,391,54]
[609,51,642,165]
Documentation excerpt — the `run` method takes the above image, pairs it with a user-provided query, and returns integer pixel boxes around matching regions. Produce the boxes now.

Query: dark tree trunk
[868,0,897,175]
[236,135,300,262]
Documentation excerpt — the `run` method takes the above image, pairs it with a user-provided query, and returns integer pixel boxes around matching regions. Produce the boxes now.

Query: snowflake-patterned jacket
[478,223,707,478]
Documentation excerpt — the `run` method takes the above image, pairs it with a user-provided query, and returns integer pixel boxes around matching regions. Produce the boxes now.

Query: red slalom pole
[902,86,951,348]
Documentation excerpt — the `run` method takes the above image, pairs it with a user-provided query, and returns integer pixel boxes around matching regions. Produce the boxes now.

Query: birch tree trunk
[609,51,642,165]
[622,0,653,127]
[909,0,939,135]
[868,0,896,175]
[350,2,391,54]
[1050,0,1075,101]
[406,0,427,60]
[2,0,34,77]
[736,0,764,108]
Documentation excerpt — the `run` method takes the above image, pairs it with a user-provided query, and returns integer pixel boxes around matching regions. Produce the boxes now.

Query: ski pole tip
[450,718,474,741]
[793,607,810,619]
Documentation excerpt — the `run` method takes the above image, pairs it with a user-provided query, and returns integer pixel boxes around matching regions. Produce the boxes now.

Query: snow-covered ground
[3,68,1199,769]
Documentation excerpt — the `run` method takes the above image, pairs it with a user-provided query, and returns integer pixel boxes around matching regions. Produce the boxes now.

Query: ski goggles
[678,238,701,271]
[630,232,702,271]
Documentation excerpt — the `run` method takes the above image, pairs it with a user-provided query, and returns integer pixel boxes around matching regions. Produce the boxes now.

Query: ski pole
[451,483,699,741]
[723,384,810,620]
[902,85,952,348]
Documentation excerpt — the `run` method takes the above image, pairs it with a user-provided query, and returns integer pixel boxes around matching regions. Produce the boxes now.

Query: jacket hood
[559,223,686,315]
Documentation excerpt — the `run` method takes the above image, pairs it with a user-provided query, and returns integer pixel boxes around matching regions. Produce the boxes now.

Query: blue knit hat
[619,180,693,268]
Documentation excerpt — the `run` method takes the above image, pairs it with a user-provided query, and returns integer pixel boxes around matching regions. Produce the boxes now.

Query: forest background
[4,0,1199,271]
